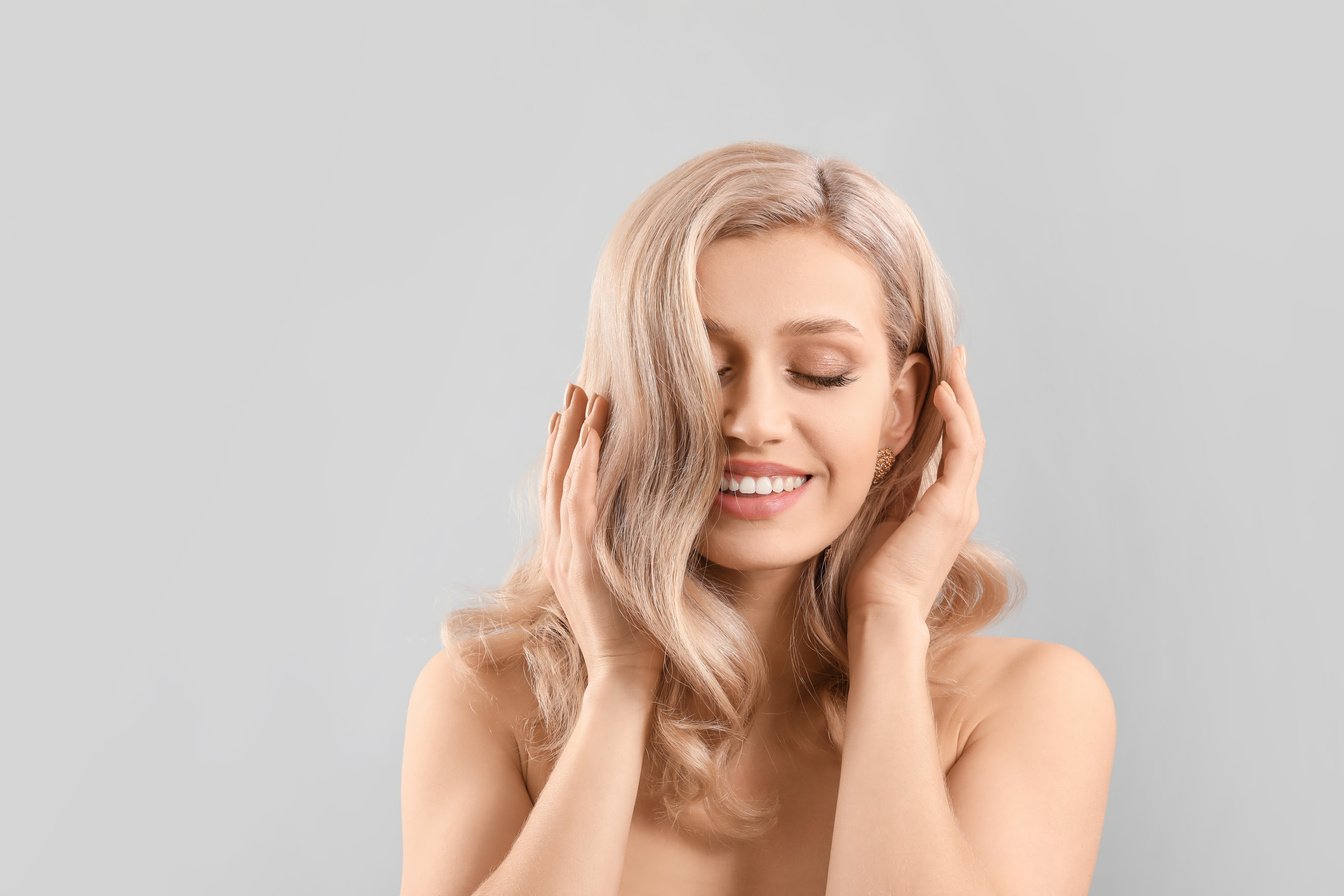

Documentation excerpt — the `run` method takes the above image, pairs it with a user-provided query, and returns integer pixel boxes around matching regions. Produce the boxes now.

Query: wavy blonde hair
[443,140,1026,845]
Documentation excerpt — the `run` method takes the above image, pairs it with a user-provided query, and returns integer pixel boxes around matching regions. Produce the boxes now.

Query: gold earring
[872,447,895,486]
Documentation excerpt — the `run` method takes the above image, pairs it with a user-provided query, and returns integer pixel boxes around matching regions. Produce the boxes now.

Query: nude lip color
[712,476,813,521]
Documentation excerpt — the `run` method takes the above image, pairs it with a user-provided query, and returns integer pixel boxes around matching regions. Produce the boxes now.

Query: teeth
[718,474,809,495]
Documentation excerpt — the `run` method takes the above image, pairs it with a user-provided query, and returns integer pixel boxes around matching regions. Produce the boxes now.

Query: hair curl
[442,140,1026,845]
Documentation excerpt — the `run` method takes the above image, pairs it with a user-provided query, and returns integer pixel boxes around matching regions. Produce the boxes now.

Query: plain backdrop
[2,1,1340,894]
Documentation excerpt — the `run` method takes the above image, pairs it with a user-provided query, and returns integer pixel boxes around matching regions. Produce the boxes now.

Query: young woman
[400,141,1116,896]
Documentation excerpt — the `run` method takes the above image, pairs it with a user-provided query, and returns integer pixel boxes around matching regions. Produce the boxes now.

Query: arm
[943,637,1116,895]
[399,646,658,896]
[476,672,658,896]
[824,607,1117,896]
[404,384,666,896]
[825,608,999,896]
[831,349,1115,892]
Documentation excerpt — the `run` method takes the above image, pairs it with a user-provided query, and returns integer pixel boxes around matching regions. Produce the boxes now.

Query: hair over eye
[439,139,1029,850]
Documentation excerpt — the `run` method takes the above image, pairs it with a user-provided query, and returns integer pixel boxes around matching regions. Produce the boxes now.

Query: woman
[400,141,1116,896]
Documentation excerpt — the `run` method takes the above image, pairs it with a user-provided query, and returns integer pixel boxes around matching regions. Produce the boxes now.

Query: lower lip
[712,477,813,521]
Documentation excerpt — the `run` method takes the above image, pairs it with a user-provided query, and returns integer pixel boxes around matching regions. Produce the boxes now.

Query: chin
[697,530,826,573]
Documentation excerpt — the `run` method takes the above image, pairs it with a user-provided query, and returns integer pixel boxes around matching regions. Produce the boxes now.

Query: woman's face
[695,224,922,573]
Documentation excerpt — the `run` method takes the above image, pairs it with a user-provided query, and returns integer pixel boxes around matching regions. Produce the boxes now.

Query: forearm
[825,607,998,896]
[475,673,658,896]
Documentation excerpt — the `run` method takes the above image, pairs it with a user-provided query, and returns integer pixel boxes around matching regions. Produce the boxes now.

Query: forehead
[695,226,885,339]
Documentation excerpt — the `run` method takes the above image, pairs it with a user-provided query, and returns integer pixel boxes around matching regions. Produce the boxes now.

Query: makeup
[713,475,813,521]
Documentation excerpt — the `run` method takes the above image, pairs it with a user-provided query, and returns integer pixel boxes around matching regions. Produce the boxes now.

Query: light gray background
[2,1,1339,893]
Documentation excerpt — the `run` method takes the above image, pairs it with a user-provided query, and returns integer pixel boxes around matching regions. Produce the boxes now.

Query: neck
[703,559,827,721]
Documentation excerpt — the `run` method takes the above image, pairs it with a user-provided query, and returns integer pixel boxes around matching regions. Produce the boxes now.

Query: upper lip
[723,460,811,478]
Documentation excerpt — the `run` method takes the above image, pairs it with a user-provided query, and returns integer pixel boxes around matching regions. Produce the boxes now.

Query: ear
[881,351,932,456]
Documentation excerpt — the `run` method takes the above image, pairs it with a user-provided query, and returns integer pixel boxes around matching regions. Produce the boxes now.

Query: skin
[404,223,1114,896]
[525,221,1006,887]
[540,221,938,698]
[693,223,933,719]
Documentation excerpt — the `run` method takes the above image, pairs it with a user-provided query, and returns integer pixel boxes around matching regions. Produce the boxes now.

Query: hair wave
[442,140,1026,845]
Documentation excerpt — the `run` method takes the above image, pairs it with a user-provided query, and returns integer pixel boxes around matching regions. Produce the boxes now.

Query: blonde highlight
[442,140,1026,845]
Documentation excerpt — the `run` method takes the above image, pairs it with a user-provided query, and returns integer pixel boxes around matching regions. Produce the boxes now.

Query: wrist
[849,604,931,646]
[585,668,661,703]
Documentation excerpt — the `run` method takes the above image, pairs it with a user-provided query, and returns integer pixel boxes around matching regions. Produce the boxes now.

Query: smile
[712,475,813,521]
[718,473,810,495]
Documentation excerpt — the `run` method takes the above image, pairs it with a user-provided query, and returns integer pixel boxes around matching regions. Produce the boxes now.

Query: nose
[720,367,791,447]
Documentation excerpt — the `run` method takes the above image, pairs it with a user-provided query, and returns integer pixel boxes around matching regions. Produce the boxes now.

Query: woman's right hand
[540,383,665,685]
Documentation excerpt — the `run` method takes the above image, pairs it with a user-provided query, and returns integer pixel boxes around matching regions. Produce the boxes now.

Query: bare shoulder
[932,634,1039,697]
[950,635,1115,743]
[411,636,538,771]
[401,640,540,896]
[939,637,1117,895]
[938,635,1116,746]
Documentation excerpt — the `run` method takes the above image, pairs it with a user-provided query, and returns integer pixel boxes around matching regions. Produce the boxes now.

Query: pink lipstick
[713,462,814,521]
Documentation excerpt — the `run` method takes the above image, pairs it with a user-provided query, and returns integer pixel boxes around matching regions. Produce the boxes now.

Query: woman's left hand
[844,344,985,628]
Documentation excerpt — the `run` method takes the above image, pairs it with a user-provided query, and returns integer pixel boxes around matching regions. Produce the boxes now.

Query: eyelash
[715,368,858,389]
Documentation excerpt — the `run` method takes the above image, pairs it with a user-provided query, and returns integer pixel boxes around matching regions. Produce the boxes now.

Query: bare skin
[469,631,1038,896]
[400,224,1113,896]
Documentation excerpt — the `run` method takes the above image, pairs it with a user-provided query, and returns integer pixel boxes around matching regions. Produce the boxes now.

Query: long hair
[442,140,1026,844]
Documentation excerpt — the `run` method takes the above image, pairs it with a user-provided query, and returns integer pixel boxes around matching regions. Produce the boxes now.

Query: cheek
[816,401,884,480]
[836,449,878,495]
[814,439,879,505]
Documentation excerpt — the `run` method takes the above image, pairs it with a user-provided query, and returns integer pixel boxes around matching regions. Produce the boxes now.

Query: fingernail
[564,383,576,407]
[549,412,560,434]
[579,424,590,447]
[585,392,598,417]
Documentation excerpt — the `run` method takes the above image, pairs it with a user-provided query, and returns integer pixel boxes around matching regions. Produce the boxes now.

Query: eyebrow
[702,316,864,339]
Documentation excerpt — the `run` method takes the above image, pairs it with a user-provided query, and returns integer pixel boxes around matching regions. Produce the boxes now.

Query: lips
[712,473,812,520]
[723,460,811,478]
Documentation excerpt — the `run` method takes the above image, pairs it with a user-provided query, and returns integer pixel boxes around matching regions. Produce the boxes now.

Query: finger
[548,384,587,540]
[584,392,610,439]
[541,411,561,495]
[934,379,977,500]
[944,350,985,506]
[565,419,602,555]
[574,394,610,534]
[539,411,561,539]
[545,389,573,541]
[557,385,591,546]
[948,345,984,451]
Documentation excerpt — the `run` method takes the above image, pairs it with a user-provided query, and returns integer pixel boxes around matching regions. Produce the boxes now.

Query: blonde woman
[400,141,1116,896]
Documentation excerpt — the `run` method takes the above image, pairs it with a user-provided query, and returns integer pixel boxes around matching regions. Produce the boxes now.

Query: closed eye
[716,368,858,389]
[797,371,857,388]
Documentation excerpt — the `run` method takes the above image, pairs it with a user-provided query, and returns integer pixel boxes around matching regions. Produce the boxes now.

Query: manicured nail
[579,424,590,447]
[564,383,576,407]
[585,392,598,417]
[549,412,560,433]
